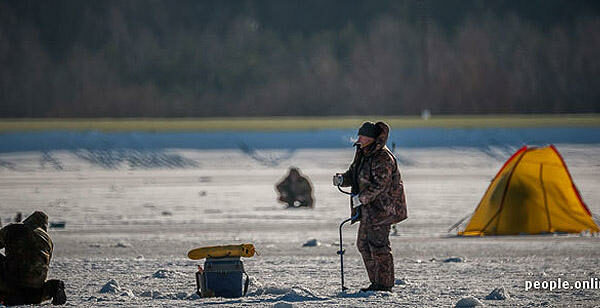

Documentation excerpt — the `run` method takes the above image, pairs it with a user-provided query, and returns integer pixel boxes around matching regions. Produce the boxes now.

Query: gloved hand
[351,194,362,208]
[332,173,344,186]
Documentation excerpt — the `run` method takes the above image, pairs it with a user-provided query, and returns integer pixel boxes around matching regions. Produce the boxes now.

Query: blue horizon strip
[1,128,599,153]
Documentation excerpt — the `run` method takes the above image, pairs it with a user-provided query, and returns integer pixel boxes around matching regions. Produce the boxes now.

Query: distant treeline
[1,0,600,117]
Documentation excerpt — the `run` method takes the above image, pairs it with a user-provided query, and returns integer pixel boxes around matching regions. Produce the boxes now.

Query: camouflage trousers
[356,223,394,288]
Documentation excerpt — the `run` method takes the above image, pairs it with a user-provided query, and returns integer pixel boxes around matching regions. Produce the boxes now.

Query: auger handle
[338,205,361,292]
[337,185,352,195]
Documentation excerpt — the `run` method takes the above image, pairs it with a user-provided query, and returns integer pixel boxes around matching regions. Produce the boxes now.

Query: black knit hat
[358,122,380,138]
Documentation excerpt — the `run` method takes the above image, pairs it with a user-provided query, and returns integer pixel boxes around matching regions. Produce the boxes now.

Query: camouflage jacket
[0,219,53,288]
[341,122,407,225]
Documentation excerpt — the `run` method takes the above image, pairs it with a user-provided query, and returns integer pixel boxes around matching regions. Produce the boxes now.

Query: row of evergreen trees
[1,0,599,117]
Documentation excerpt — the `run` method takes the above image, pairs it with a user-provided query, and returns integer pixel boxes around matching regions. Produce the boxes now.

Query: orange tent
[459,145,599,236]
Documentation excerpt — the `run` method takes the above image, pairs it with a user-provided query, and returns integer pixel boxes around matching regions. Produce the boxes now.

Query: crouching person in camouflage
[333,121,407,292]
[0,211,66,305]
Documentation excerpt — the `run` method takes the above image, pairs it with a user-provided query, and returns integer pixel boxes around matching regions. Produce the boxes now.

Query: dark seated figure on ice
[0,211,66,306]
[276,167,315,208]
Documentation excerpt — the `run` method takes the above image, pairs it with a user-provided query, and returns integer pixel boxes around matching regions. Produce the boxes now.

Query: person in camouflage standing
[276,167,315,208]
[333,121,407,292]
[0,211,66,305]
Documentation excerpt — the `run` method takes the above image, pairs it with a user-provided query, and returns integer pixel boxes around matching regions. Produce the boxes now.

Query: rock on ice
[120,289,135,298]
[302,239,320,247]
[99,279,121,294]
[444,257,465,263]
[485,286,509,300]
[152,269,182,278]
[454,296,483,307]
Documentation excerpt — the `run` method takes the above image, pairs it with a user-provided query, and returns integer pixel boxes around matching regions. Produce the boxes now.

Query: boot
[360,283,392,292]
[374,284,392,292]
[359,283,378,292]
[48,280,66,305]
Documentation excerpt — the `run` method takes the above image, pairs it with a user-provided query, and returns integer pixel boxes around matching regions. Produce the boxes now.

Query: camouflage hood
[23,211,49,231]
[361,121,390,157]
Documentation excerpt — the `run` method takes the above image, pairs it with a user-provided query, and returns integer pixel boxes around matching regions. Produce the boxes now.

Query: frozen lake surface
[0,142,599,306]
[2,127,600,152]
